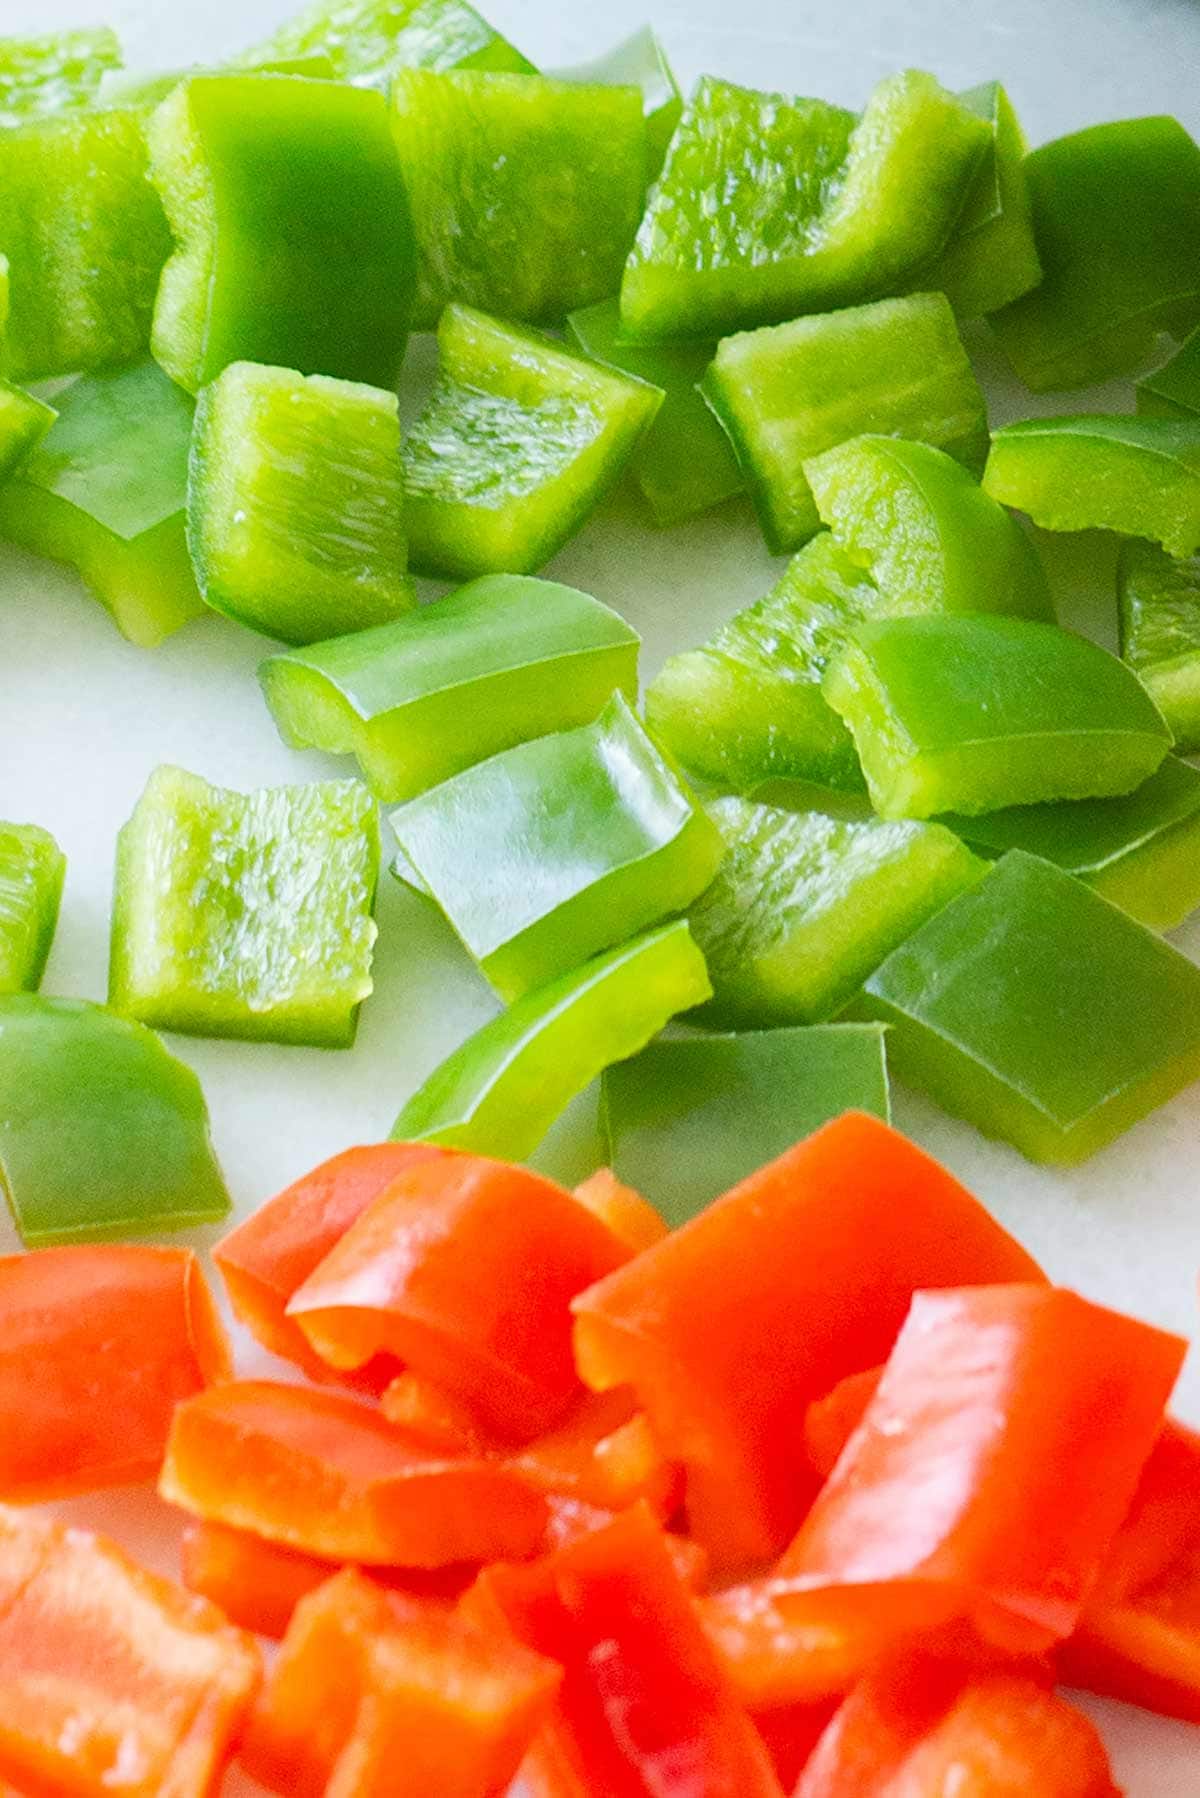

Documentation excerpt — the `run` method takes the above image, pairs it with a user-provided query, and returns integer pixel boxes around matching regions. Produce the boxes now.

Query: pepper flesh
[918,81,1041,319]
[244,0,534,83]
[0,29,122,125]
[552,27,681,183]
[1139,325,1200,420]
[0,824,64,994]
[0,382,53,485]
[1118,540,1200,752]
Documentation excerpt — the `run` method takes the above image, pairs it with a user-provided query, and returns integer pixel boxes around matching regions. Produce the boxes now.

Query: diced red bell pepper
[160,1379,547,1567]
[0,1507,260,1798]
[1090,1420,1200,1603]
[0,1245,229,1501]
[510,1389,681,1519]
[699,1579,896,1711]
[574,1170,669,1255]
[750,1703,839,1791]
[571,1114,1043,1568]
[287,1155,629,1441]
[803,1366,883,1483]
[380,1371,489,1454]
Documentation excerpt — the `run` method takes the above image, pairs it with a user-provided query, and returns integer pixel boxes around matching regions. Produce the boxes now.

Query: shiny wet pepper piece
[919,81,1041,319]
[990,117,1200,392]
[0,993,231,1245]
[189,361,414,645]
[390,693,721,1000]
[688,798,986,1027]
[0,360,202,647]
[702,293,988,553]
[0,823,64,994]
[148,74,415,393]
[0,381,53,483]
[244,0,533,83]
[620,70,989,342]
[0,28,122,124]
[260,573,638,803]
[1139,326,1200,420]
[825,615,1172,820]
[553,26,682,183]
[1119,540,1200,753]
[860,850,1200,1163]
[110,766,379,1048]
[404,304,662,579]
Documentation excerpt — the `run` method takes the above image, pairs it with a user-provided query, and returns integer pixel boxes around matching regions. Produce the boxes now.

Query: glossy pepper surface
[244,0,534,83]
[919,81,1041,319]
[0,380,53,484]
[1119,540,1200,752]
[0,823,63,993]
[0,28,122,124]
[552,27,681,183]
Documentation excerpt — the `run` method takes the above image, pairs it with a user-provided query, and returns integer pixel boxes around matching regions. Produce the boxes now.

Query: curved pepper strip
[803,1364,884,1482]
[571,1112,1043,1570]
[573,1169,669,1256]
[380,1372,489,1454]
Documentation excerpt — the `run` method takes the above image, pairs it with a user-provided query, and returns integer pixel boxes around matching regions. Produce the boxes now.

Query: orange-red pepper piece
[571,1113,1043,1568]
[699,1579,896,1711]
[573,1169,669,1255]
[510,1388,681,1519]
[160,1379,547,1567]
[0,1507,260,1798]
[803,1366,883,1483]
[380,1371,490,1454]
[1090,1419,1200,1603]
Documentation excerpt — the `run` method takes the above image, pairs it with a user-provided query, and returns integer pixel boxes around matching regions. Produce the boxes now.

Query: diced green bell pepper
[188,361,414,645]
[0,28,122,126]
[390,921,711,1160]
[110,767,380,1048]
[0,993,231,1245]
[389,692,723,1000]
[645,531,871,794]
[989,118,1200,392]
[148,74,415,393]
[404,304,662,579]
[0,380,54,483]
[983,416,1200,561]
[553,27,682,182]
[688,797,986,1028]
[824,614,1173,820]
[565,300,743,527]
[918,82,1041,320]
[620,70,989,342]
[97,53,339,109]
[1118,539,1200,752]
[806,435,1053,620]
[392,69,646,327]
[702,292,989,553]
[860,850,1200,1165]
[0,824,65,994]
[942,756,1200,933]
[1138,327,1200,421]
[601,1022,890,1227]
[260,573,639,802]
[245,0,534,85]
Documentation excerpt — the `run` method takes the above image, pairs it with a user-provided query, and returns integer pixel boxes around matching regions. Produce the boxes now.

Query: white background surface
[4,0,1200,1789]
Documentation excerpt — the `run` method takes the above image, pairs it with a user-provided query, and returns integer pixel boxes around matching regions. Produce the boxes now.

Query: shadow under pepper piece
[1119,540,1200,753]
[0,822,64,994]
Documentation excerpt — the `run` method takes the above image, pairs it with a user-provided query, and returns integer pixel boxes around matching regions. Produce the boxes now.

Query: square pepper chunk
[244,0,534,85]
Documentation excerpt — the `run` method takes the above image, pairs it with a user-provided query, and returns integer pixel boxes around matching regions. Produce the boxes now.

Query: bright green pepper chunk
[390,921,712,1160]
[806,435,1053,621]
[860,850,1200,1165]
[389,692,723,1002]
[1118,540,1200,753]
[0,993,231,1245]
[990,118,1200,392]
[1138,328,1200,421]
[984,416,1200,561]
[601,1022,890,1227]
[942,757,1200,933]
[0,360,203,648]
[824,615,1172,821]
[245,0,534,85]
[260,574,639,802]
[97,53,339,109]
[702,293,989,553]
[565,300,743,527]
[189,361,414,646]
[0,824,65,994]
[620,70,989,343]
[553,27,682,183]
[0,28,122,125]
[148,74,415,394]
[688,797,986,1028]
[392,69,646,327]
[918,82,1041,320]
[404,304,662,580]
[110,767,380,1048]
[0,379,54,483]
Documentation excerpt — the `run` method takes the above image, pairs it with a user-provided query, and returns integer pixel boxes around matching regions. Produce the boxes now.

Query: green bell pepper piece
[942,756,1200,933]
[0,360,202,648]
[260,573,639,802]
[824,615,1172,821]
[0,993,231,1245]
[688,797,986,1028]
[860,850,1200,1165]
[565,299,743,527]
[97,53,339,109]
[189,361,414,646]
[989,118,1200,392]
[245,0,533,85]
[620,70,989,343]
[918,82,1041,320]
[392,69,646,327]
[0,28,122,125]
[1118,539,1200,752]
[0,379,54,484]
[148,74,415,393]
[601,1022,890,1227]
[702,292,989,553]
[110,767,380,1048]
[983,416,1200,561]
[0,824,65,994]
[553,27,682,183]
[1138,327,1200,421]
[404,304,662,580]
[389,692,722,1001]
[645,531,871,794]
[806,435,1053,620]
[390,921,711,1160]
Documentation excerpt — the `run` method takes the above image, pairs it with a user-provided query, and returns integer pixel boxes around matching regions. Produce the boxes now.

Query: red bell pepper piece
[1090,1420,1200,1603]
[287,1155,629,1441]
[0,1244,229,1501]
[803,1366,883,1482]
[574,1169,669,1255]
[160,1378,547,1567]
[0,1507,260,1798]
[750,1703,839,1792]
[572,1114,1043,1568]
[243,1567,560,1798]
[700,1579,896,1711]
[510,1389,682,1519]
[380,1371,489,1453]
